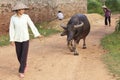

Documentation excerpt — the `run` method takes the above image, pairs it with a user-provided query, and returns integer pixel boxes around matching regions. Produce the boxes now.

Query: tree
[115,17,120,32]
[88,0,103,14]
[105,0,120,12]
[100,0,106,5]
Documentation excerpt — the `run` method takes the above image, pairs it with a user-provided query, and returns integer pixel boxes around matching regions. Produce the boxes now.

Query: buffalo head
[60,21,84,41]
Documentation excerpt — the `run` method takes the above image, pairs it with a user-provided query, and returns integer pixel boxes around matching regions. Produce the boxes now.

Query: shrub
[87,0,120,14]
[105,0,120,13]
[88,0,103,14]
[115,17,120,32]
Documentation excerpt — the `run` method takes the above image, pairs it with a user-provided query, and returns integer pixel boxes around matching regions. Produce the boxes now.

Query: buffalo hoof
[82,47,87,49]
[60,33,64,36]
[74,53,79,56]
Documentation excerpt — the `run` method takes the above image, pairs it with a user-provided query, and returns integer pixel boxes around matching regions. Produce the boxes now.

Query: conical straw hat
[12,1,29,11]
[102,5,107,8]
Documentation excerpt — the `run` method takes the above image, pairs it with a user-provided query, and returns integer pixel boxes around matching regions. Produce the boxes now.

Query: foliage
[87,0,120,14]
[87,0,103,14]
[115,17,120,32]
[101,32,120,79]
[105,0,120,13]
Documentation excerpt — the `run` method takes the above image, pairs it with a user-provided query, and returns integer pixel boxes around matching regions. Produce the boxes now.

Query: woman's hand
[10,42,15,46]
[37,35,44,41]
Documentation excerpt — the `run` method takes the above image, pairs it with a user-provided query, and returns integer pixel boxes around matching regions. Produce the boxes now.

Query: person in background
[102,5,111,26]
[9,1,42,78]
[57,11,64,20]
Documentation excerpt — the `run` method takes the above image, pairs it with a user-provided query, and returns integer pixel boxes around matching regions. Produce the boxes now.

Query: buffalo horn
[74,22,84,28]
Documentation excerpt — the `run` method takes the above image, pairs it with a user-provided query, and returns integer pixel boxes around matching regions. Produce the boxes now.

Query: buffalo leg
[83,37,87,49]
[73,41,79,55]
[67,41,74,52]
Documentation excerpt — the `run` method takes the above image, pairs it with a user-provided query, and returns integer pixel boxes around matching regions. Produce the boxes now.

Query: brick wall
[0,0,87,35]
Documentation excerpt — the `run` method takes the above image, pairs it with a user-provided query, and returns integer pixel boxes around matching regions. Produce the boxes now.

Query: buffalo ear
[74,21,84,28]
[60,24,67,30]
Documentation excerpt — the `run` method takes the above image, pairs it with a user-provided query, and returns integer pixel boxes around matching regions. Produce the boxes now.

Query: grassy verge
[29,23,61,39]
[0,35,10,46]
[101,32,120,79]
[0,23,60,46]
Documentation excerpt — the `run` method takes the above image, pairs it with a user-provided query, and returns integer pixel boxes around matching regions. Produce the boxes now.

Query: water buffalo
[61,14,90,55]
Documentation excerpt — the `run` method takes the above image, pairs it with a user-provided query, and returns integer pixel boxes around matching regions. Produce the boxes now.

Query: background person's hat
[12,1,29,11]
[102,5,107,8]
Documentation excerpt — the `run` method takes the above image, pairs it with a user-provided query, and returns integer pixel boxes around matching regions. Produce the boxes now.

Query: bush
[88,0,103,14]
[105,0,120,13]
[87,0,120,14]
[115,17,120,32]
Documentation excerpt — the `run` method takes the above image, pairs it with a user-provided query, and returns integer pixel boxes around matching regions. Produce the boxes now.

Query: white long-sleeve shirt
[9,14,40,42]
[57,13,64,20]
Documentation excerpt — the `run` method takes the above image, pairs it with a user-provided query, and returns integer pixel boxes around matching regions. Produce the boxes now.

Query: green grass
[101,32,120,79]
[29,27,60,39]
[36,22,61,37]
[0,23,60,46]
[0,35,10,46]
[29,23,61,39]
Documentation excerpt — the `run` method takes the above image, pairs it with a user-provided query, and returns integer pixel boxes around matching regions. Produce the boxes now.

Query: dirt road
[0,14,117,80]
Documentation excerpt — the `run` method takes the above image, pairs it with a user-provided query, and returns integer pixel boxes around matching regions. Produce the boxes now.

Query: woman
[9,1,42,78]
[102,5,111,26]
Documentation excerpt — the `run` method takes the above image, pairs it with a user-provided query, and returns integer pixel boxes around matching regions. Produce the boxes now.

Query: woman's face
[17,9,25,15]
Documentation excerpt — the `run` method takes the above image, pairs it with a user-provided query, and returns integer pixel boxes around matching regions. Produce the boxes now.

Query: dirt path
[0,14,117,80]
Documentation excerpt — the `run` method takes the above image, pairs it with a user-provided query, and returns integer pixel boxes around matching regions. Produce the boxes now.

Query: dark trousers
[105,16,111,26]
[15,40,29,73]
